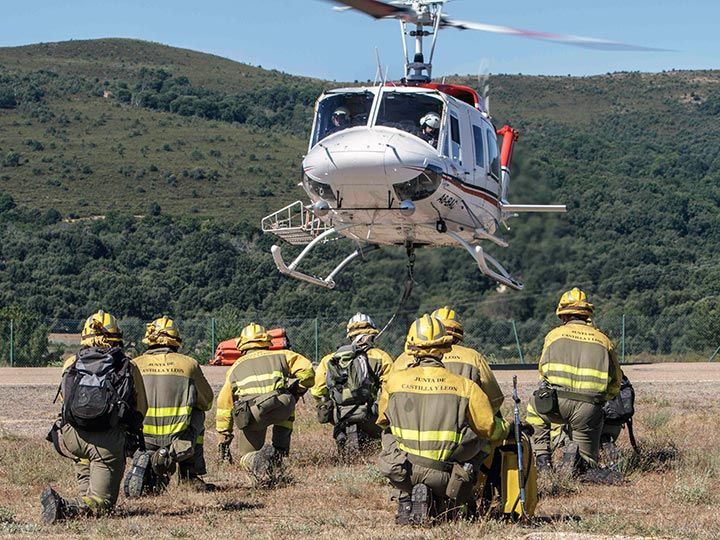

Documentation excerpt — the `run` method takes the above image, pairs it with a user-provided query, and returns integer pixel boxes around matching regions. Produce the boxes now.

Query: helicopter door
[449,112,462,165]
[471,124,486,186]
[486,126,501,185]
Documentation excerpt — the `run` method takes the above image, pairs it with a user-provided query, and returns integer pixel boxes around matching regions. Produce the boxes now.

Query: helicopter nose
[303,126,432,186]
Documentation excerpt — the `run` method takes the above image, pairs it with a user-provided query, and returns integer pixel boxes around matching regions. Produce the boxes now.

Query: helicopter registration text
[437,193,458,210]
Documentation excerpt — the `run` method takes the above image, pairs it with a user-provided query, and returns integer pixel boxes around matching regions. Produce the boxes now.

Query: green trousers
[238,393,295,471]
[146,409,207,477]
[527,395,604,466]
[378,432,480,504]
[61,424,126,515]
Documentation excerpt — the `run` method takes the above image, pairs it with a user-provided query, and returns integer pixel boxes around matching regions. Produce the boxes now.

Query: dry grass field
[1,364,719,539]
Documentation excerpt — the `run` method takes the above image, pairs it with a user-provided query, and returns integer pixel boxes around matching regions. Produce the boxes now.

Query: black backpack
[61,347,136,431]
[325,344,379,407]
[603,375,635,425]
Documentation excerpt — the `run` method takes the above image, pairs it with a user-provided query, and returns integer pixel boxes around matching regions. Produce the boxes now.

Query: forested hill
[1,39,719,355]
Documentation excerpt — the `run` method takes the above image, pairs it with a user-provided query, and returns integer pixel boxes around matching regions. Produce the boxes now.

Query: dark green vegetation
[1,39,719,362]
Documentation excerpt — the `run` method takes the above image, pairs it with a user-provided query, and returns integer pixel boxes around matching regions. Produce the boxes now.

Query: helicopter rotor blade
[441,17,670,52]
[328,0,414,20]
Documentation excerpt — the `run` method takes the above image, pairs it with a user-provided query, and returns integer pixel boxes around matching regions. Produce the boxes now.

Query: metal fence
[0,313,718,367]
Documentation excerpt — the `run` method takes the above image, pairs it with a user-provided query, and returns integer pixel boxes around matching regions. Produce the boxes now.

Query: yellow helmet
[556,288,594,319]
[346,313,379,339]
[143,316,182,349]
[81,310,123,348]
[430,306,463,341]
[405,314,454,358]
[236,323,272,352]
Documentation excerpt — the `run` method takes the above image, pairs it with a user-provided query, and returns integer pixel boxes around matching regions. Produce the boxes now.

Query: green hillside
[1,39,719,362]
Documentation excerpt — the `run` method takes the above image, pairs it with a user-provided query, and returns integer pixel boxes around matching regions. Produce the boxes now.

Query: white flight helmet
[419,112,440,130]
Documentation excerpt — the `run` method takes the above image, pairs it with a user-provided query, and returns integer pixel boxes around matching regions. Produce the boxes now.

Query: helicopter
[261,0,660,291]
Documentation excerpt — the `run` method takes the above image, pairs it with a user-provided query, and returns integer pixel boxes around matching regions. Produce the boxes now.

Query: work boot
[251,444,279,487]
[558,442,585,476]
[395,496,413,525]
[345,424,360,455]
[535,454,552,473]
[40,487,65,525]
[409,483,433,525]
[124,451,154,498]
[602,440,621,470]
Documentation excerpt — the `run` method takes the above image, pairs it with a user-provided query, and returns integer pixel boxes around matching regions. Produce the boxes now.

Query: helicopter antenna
[374,47,383,85]
[478,60,491,114]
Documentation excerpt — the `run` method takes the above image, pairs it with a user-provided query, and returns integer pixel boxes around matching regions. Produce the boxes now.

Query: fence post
[511,320,524,364]
[314,317,319,364]
[710,344,720,362]
[210,318,216,357]
[9,319,14,368]
[621,314,626,363]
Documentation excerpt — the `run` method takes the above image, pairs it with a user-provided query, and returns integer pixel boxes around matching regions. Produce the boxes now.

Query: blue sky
[1,0,716,81]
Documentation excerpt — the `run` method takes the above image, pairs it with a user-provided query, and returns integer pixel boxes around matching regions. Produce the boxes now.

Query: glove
[520,422,535,437]
[286,378,306,399]
[218,433,234,464]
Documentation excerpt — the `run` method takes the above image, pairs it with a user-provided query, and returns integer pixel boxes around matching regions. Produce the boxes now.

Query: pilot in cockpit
[419,112,440,148]
[328,107,351,135]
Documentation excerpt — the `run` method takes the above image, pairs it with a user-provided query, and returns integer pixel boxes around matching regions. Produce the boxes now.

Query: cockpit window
[375,92,444,146]
[312,91,374,145]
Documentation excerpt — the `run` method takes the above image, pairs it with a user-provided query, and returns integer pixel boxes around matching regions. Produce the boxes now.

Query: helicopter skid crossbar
[447,232,524,291]
[271,225,378,289]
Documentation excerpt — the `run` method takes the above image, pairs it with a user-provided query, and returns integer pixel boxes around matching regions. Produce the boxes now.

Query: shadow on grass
[118,501,263,518]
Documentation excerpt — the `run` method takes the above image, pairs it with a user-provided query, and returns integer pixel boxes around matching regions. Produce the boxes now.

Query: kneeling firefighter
[124,317,214,496]
[41,311,147,524]
[376,315,510,525]
[216,323,315,485]
[311,313,393,455]
[526,288,622,480]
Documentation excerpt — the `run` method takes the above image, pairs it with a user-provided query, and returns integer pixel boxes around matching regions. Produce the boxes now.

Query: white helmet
[332,107,350,119]
[346,312,378,338]
[420,112,440,130]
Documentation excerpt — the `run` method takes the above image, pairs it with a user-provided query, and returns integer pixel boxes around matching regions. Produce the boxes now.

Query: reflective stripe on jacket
[392,344,504,413]
[376,359,508,463]
[311,347,393,400]
[216,348,315,434]
[539,320,621,401]
[133,348,213,446]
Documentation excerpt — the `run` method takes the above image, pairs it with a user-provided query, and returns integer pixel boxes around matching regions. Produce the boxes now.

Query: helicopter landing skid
[446,232,524,291]
[270,226,379,289]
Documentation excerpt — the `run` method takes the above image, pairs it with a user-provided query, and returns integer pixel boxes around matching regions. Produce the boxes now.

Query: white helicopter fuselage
[263,82,564,290]
[301,84,503,247]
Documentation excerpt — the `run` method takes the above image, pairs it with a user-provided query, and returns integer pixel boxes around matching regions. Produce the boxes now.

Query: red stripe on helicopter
[443,175,501,209]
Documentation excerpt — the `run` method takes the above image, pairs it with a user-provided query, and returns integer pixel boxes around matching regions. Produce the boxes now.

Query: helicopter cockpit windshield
[312,90,375,146]
[375,91,444,148]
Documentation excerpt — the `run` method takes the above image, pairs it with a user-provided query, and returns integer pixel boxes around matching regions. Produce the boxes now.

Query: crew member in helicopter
[327,106,351,136]
[419,112,440,148]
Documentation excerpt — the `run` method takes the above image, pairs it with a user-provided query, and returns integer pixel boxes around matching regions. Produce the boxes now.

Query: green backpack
[325,344,379,407]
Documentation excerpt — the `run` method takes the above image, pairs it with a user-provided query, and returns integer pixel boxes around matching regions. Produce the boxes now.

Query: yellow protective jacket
[393,343,504,413]
[539,319,621,401]
[377,358,509,463]
[132,347,214,446]
[216,348,315,434]
[62,351,148,420]
[311,347,393,401]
